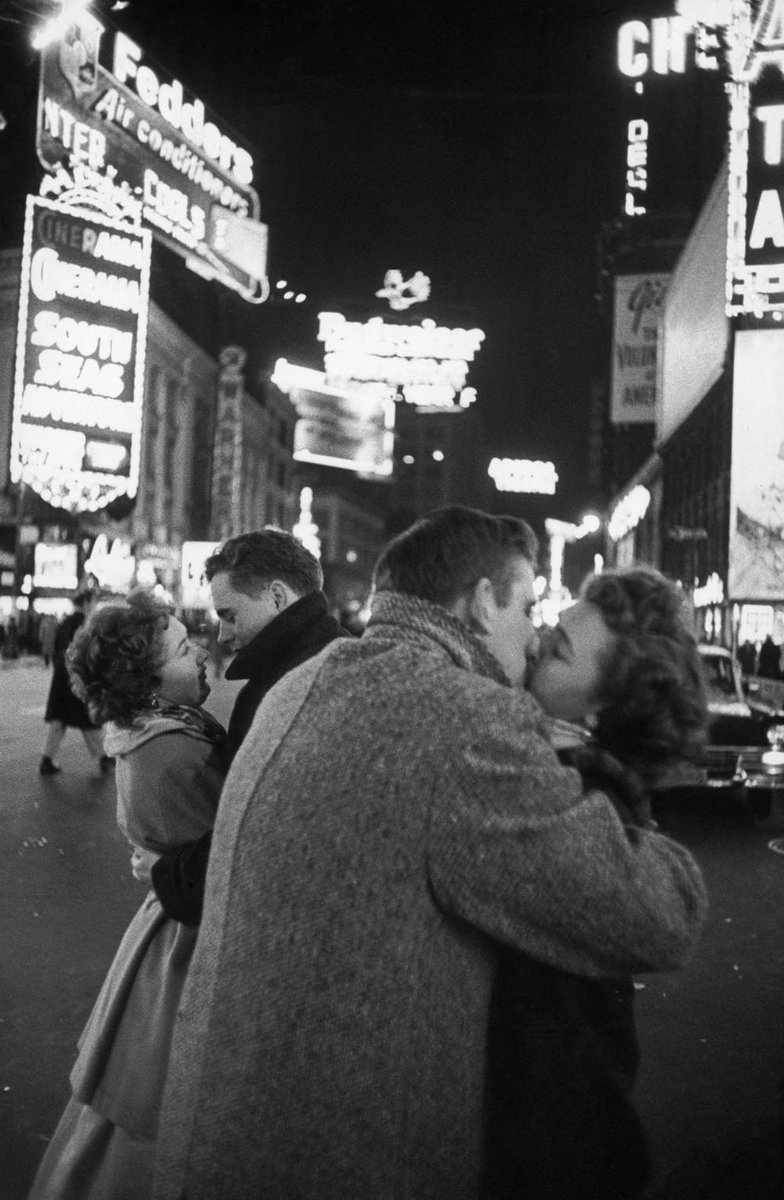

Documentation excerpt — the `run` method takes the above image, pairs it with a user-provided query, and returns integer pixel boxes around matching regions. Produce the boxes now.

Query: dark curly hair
[580,567,708,780]
[66,590,171,726]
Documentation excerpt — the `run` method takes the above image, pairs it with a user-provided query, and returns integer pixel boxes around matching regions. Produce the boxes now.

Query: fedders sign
[10,195,152,513]
[36,9,264,300]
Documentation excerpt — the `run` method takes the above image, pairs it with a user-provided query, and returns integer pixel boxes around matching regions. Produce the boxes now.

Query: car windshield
[701,652,743,703]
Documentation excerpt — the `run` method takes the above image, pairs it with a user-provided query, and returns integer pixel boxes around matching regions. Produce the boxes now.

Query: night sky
[0,0,729,523]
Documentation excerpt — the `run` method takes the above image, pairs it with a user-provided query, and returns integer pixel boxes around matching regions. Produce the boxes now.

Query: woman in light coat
[28,591,225,1200]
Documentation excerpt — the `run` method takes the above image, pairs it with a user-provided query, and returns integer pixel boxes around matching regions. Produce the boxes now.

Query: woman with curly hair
[483,566,708,1200]
[28,592,224,1200]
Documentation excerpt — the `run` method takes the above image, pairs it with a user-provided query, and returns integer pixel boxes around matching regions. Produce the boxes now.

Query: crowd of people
[25,507,711,1200]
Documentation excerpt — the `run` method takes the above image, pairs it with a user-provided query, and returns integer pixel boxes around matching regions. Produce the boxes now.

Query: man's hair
[203,529,323,597]
[66,590,171,726]
[581,566,708,774]
[372,506,538,608]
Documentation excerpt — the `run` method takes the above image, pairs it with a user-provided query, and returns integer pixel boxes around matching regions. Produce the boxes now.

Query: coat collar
[365,591,511,686]
[225,590,332,682]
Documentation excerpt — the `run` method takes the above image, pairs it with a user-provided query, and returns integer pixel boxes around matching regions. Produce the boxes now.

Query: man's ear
[269,580,290,612]
[465,577,495,635]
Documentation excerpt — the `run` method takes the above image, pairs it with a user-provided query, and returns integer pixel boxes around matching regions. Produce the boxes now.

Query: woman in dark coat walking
[40,591,110,776]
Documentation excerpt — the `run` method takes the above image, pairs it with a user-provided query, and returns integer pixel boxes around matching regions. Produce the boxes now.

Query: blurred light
[403,454,414,464]
[276,280,287,288]
[283,291,295,300]
[0,112,7,134]
[295,293,307,303]
[432,449,444,461]
[578,513,601,536]
[32,0,93,50]
[346,549,357,564]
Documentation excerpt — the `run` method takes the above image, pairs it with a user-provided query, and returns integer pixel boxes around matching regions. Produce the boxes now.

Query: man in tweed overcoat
[153,506,707,1200]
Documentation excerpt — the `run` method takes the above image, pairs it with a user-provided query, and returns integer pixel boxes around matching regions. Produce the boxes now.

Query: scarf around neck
[103,703,226,759]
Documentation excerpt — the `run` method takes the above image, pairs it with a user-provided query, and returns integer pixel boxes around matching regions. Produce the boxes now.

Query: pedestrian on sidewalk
[483,565,709,1200]
[39,590,112,777]
[27,590,225,1200]
[148,528,346,926]
[152,506,707,1200]
[38,611,58,668]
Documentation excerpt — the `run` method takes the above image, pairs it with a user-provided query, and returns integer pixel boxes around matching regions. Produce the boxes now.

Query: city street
[1,658,782,1199]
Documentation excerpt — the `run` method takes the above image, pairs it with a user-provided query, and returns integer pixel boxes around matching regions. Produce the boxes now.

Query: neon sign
[725,0,784,314]
[317,312,484,409]
[36,9,265,301]
[10,195,151,513]
[616,6,728,219]
[608,485,651,541]
[488,458,558,495]
[617,5,732,78]
[625,118,649,215]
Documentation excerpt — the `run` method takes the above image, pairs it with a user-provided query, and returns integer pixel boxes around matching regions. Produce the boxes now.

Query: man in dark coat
[150,529,346,924]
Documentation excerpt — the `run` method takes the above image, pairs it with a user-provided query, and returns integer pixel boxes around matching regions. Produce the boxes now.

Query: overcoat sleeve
[425,689,707,979]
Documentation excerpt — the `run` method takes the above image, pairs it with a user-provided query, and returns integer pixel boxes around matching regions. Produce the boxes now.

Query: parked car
[698,643,782,746]
[696,644,784,819]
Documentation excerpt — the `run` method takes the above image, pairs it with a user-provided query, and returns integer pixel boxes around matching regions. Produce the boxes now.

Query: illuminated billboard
[10,195,151,513]
[610,273,668,424]
[272,359,395,478]
[36,10,265,301]
[726,0,784,315]
[316,311,483,411]
[728,328,784,599]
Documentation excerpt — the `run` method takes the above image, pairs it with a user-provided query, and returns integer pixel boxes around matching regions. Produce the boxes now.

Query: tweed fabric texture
[153,592,706,1200]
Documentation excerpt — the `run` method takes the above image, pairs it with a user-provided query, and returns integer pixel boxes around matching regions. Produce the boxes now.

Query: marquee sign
[316,312,483,410]
[36,9,265,301]
[726,0,784,314]
[10,194,152,513]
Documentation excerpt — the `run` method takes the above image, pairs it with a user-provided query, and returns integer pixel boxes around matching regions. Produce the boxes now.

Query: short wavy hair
[204,529,323,597]
[580,567,708,779]
[66,590,171,726]
[372,506,538,607]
